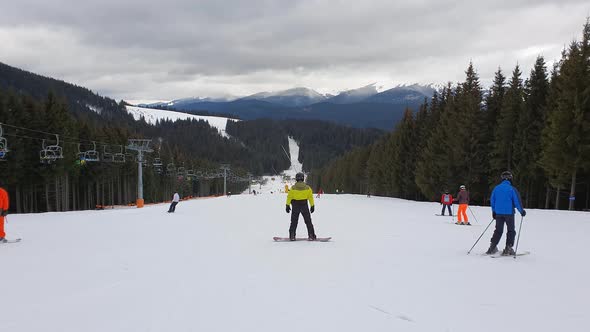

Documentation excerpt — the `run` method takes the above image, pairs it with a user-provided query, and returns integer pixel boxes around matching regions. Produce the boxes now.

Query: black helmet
[501,170,513,181]
[444,189,449,194]
[295,172,304,182]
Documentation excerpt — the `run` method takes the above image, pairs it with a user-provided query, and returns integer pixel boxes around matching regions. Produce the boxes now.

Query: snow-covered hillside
[253,136,303,194]
[1,194,588,332]
[125,105,236,137]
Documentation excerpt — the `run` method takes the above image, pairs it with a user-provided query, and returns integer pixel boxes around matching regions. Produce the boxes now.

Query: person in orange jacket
[454,185,470,225]
[0,185,9,242]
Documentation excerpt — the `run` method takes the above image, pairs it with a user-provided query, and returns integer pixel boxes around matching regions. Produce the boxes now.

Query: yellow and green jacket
[286,182,315,206]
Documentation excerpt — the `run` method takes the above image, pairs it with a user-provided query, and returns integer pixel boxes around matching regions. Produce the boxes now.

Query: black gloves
[310,206,315,213]
[521,209,526,217]
[286,205,291,213]
[492,211,496,219]
[0,209,5,217]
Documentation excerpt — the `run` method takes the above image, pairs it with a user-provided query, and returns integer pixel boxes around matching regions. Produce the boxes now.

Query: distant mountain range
[137,84,436,130]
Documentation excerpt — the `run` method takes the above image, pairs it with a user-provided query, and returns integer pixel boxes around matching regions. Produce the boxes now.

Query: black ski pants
[490,214,516,247]
[441,204,452,216]
[289,200,316,238]
[168,201,178,213]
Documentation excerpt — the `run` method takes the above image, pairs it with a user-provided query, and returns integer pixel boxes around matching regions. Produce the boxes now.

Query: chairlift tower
[126,139,153,208]
[220,164,230,196]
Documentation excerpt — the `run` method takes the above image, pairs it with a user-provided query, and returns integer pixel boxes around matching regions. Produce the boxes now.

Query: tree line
[226,119,384,174]
[314,21,590,211]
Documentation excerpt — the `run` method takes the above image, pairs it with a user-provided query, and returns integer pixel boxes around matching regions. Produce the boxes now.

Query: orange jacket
[0,187,8,212]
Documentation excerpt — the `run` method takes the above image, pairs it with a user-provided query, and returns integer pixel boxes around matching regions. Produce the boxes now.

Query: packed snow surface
[1,194,589,332]
[125,105,235,137]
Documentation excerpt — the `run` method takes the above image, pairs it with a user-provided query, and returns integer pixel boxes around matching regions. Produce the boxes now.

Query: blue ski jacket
[491,180,524,215]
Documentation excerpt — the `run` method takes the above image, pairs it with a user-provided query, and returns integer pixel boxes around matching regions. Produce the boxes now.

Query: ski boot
[289,232,296,241]
[0,238,6,243]
[308,235,317,241]
[455,222,464,225]
[465,222,472,226]
[485,245,498,255]
[502,246,516,256]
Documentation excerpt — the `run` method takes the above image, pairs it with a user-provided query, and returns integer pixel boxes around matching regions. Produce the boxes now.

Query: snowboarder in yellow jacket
[285,172,316,241]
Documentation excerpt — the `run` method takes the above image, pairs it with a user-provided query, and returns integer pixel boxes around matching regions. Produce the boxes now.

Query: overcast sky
[1,0,588,101]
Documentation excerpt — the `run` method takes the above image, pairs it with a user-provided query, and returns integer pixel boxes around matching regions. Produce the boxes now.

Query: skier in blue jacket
[486,171,526,255]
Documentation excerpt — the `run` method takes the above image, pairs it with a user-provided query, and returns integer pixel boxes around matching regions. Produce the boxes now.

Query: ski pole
[451,205,455,223]
[468,206,480,224]
[467,218,495,254]
[514,215,524,259]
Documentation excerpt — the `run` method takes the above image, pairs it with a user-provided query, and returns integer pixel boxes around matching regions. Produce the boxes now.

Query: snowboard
[273,237,331,242]
[0,238,22,244]
[434,214,452,217]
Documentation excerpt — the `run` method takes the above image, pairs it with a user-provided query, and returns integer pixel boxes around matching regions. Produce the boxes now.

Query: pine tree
[513,56,549,207]
[490,65,524,181]
[541,20,590,210]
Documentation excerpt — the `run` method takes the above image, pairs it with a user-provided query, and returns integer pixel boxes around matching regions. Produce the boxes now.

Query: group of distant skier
[439,185,471,225]
[437,170,526,255]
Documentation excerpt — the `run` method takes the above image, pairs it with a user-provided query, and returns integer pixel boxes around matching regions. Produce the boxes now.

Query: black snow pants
[289,200,316,239]
[168,201,178,213]
[490,214,516,247]
[441,204,452,216]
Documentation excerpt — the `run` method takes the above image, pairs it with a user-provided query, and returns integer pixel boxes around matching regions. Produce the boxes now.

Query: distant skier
[0,185,8,242]
[316,187,324,198]
[486,171,526,255]
[454,185,470,225]
[440,190,453,216]
[285,172,316,241]
[168,192,180,213]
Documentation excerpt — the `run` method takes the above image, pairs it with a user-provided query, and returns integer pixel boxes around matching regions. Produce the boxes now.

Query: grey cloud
[0,0,588,100]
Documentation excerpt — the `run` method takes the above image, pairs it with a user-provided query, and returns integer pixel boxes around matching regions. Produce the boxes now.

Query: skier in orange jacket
[0,186,9,242]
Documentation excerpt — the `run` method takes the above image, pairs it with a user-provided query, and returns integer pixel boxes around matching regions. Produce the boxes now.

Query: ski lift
[113,146,125,163]
[40,135,64,164]
[0,125,8,160]
[153,158,163,173]
[185,170,195,181]
[78,141,100,162]
[177,166,186,177]
[166,163,176,176]
[102,145,126,163]
[103,145,114,162]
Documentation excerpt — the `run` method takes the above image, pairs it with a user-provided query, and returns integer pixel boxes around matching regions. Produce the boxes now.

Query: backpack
[443,194,451,203]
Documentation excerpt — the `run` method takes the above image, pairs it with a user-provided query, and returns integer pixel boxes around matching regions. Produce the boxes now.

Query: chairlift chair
[103,145,114,162]
[166,163,176,176]
[0,125,8,160]
[40,135,64,164]
[113,146,126,163]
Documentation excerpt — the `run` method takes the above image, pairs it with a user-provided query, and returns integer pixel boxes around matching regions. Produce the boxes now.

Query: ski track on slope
[251,136,303,195]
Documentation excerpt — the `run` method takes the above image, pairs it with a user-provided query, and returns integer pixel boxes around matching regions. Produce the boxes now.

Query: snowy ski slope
[126,105,235,137]
[1,194,589,332]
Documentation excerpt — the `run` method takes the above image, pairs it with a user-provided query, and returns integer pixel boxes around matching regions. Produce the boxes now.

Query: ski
[489,251,530,258]
[273,237,331,242]
[0,238,22,244]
